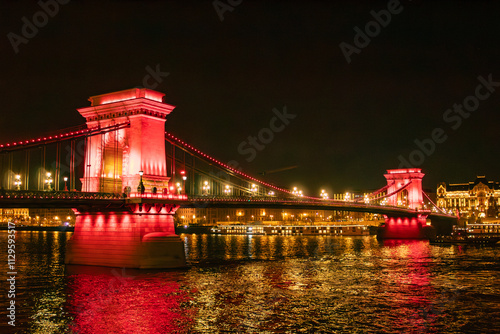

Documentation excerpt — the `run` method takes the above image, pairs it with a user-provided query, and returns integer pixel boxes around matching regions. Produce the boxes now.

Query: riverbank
[0,225,74,232]
[175,224,380,235]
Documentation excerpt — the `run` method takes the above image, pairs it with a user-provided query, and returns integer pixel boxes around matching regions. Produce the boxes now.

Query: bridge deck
[0,190,455,221]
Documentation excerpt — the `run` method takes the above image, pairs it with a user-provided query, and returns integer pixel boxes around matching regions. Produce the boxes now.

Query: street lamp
[176,182,182,195]
[63,176,68,191]
[180,170,187,194]
[137,170,145,194]
[45,172,53,191]
[224,185,231,196]
[250,183,257,196]
[320,189,329,200]
[292,187,303,197]
[202,181,210,195]
[14,174,21,190]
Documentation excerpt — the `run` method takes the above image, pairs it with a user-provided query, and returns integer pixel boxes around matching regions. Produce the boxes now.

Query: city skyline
[1,0,499,194]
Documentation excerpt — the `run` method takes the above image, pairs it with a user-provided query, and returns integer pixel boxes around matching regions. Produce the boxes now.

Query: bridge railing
[0,190,124,200]
[128,193,187,200]
[187,195,409,207]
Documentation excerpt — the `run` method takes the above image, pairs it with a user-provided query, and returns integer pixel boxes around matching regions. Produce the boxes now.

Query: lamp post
[176,182,182,195]
[63,176,68,191]
[14,174,21,190]
[137,170,145,194]
[181,171,187,194]
[224,185,231,196]
[202,181,210,196]
[250,183,257,196]
[45,172,53,191]
[292,187,303,197]
[320,189,329,200]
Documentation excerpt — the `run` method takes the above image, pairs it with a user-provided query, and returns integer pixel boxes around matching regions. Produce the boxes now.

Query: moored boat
[431,223,500,245]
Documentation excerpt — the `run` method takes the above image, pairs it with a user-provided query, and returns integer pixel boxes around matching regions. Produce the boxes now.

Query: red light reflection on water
[65,267,195,334]
[381,240,438,331]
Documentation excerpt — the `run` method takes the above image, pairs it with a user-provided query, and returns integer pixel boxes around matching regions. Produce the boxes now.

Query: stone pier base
[377,215,436,240]
[65,208,186,269]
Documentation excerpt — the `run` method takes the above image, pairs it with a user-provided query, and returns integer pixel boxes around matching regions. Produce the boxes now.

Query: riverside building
[437,176,500,218]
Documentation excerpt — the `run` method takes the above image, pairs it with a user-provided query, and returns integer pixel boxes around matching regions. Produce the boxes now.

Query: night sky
[1,0,499,195]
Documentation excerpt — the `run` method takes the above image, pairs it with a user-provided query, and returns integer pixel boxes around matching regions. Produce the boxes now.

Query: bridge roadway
[0,190,454,221]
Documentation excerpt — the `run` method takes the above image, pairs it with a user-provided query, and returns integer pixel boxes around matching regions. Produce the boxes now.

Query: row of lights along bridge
[11,172,68,192]
[9,170,357,202]
[11,170,397,206]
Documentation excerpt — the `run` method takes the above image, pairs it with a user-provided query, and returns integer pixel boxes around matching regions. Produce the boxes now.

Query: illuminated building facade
[0,208,29,223]
[28,208,75,226]
[437,176,500,218]
[0,208,74,226]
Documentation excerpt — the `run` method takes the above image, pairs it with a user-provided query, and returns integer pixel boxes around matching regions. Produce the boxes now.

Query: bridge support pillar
[377,215,436,240]
[65,204,186,269]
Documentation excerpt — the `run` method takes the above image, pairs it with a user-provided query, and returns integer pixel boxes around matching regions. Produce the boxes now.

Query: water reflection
[65,266,194,334]
[181,234,366,263]
[2,232,500,333]
[380,240,436,332]
[0,231,71,334]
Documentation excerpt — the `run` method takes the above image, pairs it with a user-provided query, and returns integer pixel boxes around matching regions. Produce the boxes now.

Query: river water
[1,231,500,333]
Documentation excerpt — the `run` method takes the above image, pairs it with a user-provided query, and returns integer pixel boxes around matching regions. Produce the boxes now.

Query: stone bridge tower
[78,88,174,193]
[384,168,424,209]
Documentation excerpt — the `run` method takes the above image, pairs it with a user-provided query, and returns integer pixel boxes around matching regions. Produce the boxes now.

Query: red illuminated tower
[66,88,185,269]
[78,88,174,194]
[384,168,424,209]
[378,168,434,239]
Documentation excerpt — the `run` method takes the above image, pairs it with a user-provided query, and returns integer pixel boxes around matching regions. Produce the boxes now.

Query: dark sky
[1,0,499,195]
